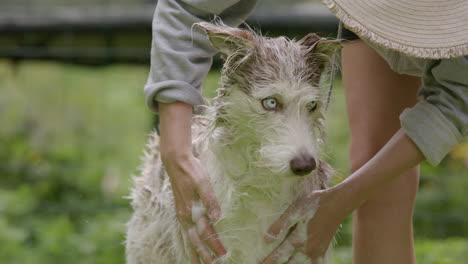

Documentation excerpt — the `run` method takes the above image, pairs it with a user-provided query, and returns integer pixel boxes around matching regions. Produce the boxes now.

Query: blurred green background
[1,59,467,263]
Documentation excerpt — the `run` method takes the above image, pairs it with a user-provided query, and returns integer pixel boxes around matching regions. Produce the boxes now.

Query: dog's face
[197,23,339,177]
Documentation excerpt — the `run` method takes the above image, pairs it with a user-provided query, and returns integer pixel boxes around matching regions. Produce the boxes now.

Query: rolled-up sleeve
[400,56,468,165]
[145,0,258,113]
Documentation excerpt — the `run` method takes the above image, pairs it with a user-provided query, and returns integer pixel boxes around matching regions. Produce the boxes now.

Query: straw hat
[321,0,468,58]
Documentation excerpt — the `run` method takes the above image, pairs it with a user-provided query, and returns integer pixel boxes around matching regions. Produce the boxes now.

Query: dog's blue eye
[306,101,318,112]
[262,98,278,111]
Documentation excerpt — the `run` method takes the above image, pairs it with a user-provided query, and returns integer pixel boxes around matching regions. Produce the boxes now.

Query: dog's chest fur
[126,117,323,264]
[207,158,304,262]
[192,118,319,262]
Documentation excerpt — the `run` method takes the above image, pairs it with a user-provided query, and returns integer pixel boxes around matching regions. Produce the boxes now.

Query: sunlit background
[1,1,467,263]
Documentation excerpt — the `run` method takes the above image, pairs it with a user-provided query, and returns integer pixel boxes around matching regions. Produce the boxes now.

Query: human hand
[261,187,348,263]
[162,152,227,263]
[261,129,426,263]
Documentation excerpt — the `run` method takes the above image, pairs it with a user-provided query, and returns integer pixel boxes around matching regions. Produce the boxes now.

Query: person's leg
[342,40,421,264]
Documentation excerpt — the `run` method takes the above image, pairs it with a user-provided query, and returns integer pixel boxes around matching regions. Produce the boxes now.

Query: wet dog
[125,22,338,264]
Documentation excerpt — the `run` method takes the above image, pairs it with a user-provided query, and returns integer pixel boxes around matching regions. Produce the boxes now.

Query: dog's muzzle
[289,154,316,176]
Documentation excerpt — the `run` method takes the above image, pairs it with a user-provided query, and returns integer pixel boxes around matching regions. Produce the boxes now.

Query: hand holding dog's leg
[305,130,424,258]
[261,224,309,264]
[262,189,339,264]
[265,191,320,244]
[264,129,425,260]
[160,102,227,263]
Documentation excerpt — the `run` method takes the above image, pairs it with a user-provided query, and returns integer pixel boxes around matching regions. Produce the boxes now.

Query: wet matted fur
[125,22,339,264]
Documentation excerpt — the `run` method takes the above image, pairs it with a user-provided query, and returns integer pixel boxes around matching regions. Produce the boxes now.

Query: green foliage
[333,239,468,264]
[416,238,468,263]
[0,60,466,263]
[415,162,468,238]
[0,60,150,263]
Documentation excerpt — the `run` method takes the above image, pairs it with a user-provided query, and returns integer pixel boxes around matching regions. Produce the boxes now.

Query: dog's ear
[298,33,322,47]
[299,33,342,57]
[299,34,341,82]
[195,22,254,55]
[313,39,342,57]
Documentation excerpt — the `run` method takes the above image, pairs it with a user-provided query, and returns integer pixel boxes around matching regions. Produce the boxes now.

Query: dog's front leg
[261,222,309,264]
[261,222,329,264]
[265,161,333,242]
[261,161,334,264]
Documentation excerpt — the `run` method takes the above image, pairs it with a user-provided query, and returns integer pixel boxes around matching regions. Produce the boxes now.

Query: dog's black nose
[290,154,316,176]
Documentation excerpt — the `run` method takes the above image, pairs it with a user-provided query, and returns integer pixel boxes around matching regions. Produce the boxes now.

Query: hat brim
[321,0,468,58]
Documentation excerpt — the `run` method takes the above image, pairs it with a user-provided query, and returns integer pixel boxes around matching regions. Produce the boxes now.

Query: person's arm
[261,129,424,263]
[159,102,226,263]
[262,56,468,262]
[146,1,258,263]
[145,0,258,112]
